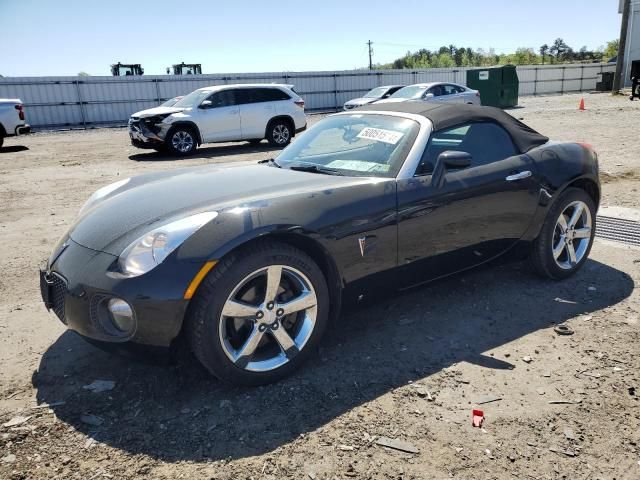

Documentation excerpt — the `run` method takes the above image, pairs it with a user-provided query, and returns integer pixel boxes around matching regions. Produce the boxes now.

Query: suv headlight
[117,211,218,277]
[79,178,130,216]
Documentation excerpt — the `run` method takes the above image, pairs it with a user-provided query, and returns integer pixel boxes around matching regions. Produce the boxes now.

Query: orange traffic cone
[579,98,585,111]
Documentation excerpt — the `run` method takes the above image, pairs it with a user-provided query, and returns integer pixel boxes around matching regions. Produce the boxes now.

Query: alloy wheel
[272,124,290,145]
[552,200,593,270]
[218,265,317,372]
[171,130,194,153]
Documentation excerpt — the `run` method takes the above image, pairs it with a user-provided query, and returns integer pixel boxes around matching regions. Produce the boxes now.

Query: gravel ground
[1,93,639,480]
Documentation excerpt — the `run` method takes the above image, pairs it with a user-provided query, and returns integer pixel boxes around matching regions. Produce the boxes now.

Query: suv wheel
[167,127,197,155]
[267,120,292,147]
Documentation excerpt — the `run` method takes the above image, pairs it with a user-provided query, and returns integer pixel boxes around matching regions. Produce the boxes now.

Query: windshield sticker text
[356,127,404,145]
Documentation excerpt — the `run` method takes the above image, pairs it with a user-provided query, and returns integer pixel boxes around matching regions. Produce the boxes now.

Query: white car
[0,98,30,149]
[376,82,480,105]
[129,84,307,155]
[343,85,405,110]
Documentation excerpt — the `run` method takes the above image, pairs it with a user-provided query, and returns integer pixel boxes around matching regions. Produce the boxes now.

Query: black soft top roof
[359,102,549,153]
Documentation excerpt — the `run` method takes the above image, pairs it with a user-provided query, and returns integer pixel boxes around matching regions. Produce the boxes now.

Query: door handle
[506,170,532,181]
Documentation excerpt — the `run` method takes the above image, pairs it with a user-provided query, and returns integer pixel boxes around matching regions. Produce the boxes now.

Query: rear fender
[522,143,600,241]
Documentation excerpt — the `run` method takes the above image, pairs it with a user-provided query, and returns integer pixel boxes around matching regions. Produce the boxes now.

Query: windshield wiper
[258,158,281,168]
[288,165,344,176]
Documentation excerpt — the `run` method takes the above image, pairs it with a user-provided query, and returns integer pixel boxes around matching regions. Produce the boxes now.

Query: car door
[424,85,444,102]
[197,90,241,142]
[456,85,477,104]
[441,84,463,103]
[396,122,540,288]
[238,88,278,139]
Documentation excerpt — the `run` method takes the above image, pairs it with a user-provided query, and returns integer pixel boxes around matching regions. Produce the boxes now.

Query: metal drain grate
[596,215,640,247]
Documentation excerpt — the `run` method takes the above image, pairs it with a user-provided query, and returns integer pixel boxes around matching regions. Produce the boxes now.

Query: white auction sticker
[356,127,404,145]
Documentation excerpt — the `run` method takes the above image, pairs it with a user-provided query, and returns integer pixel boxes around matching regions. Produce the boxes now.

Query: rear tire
[0,135,4,149]
[166,127,197,156]
[266,119,292,147]
[529,188,596,280]
[186,241,329,386]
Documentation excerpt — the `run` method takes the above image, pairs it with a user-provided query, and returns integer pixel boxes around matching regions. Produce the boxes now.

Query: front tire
[166,127,197,156]
[187,241,329,386]
[530,187,596,280]
[266,120,292,147]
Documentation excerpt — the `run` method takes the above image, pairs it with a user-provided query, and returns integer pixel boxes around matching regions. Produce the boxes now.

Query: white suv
[0,99,30,149]
[129,84,307,155]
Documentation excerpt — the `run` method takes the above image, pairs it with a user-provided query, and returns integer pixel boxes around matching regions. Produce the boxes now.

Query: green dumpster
[466,65,519,108]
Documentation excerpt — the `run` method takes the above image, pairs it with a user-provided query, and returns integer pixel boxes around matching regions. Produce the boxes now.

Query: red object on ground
[472,409,484,428]
[579,98,585,111]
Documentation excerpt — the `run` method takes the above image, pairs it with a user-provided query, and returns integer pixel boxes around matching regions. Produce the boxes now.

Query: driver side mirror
[199,100,213,109]
[431,150,472,188]
[424,93,435,99]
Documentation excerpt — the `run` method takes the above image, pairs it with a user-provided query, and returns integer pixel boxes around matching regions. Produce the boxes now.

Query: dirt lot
[1,93,639,480]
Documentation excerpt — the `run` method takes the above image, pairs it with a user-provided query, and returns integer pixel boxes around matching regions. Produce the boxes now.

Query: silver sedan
[343,85,405,110]
[375,82,481,105]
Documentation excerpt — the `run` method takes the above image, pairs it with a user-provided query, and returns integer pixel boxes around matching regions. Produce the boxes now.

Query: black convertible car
[40,103,599,385]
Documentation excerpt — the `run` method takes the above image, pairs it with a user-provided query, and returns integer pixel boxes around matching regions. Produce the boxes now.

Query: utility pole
[367,40,373,70]
[613,0,631,93]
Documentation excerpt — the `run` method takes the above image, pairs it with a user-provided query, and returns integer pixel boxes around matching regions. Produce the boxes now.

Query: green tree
[550,38,569,60]
[513,48,539,65]
[604,39,619,60]
[78,71,90,77]
[431,52,455,68]
[539,44,549,64]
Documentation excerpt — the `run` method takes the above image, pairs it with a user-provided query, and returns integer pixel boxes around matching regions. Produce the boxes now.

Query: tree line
[379,39,619,69]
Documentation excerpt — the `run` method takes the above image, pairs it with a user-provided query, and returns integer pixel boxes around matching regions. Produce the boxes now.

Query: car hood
[131,106,185,118]
[374,98,412,104]
[345,97,376,106]
[68,164,365,256]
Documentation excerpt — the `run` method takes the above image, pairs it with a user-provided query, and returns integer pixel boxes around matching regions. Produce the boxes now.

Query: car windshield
[275,114,420,178]
[363,87,389,98]
[173,90,211,108]
[390,86,427,99]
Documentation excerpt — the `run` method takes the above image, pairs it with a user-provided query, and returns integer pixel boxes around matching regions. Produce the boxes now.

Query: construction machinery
[110,63,144,76]
[171,62,202,75]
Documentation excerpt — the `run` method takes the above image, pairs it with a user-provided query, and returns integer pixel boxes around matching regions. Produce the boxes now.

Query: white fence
[0,63,616,129]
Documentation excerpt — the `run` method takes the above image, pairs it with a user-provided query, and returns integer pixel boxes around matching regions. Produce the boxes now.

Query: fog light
[107,298,135,333]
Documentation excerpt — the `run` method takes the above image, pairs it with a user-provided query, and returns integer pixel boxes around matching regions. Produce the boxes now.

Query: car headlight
[117,211,218,277]
[79,178,130,216]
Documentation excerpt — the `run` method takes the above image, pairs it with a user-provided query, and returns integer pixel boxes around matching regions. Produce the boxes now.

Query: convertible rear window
[276,114,420,177]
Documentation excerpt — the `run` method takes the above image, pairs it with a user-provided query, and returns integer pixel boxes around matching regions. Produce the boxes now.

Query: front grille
[49,273,68,323]
[596,215,640,247]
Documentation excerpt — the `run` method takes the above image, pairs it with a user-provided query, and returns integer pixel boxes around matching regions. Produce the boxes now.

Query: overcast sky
[0,0,622,77]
